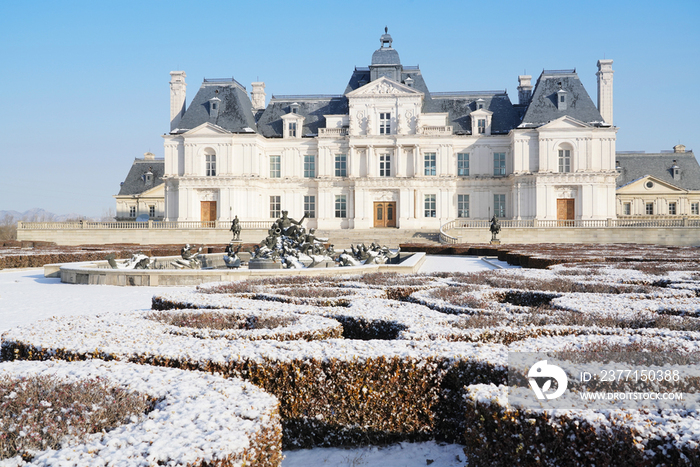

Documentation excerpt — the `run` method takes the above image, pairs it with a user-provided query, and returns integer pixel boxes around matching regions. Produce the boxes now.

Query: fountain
[49,211,424,285]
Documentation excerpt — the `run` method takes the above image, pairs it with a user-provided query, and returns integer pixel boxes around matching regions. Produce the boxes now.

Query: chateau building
[114,152,165,221]
[615,145,700,217]
[161,30,618,229]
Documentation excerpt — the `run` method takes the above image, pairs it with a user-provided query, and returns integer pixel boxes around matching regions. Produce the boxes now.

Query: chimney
[674,144,686,153]
[169,71,187,131]
[596,59,614,125]
[251,82,266,111]
[517,75,532,105]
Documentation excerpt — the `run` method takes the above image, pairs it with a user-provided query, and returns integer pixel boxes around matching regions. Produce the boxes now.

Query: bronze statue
[172,244,202,269]
[223,242,242,268]
[230,215,241,241]
[490,215,501,242]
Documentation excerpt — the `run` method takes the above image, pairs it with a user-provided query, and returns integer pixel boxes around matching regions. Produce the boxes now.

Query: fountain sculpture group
[106,211,401,271]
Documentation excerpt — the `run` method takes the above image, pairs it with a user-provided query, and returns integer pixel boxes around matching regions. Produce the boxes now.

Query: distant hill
[0,209,99,223]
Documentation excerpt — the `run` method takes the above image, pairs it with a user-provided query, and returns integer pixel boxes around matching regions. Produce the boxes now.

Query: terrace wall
[449,227,700,246]
[18,224,700,246]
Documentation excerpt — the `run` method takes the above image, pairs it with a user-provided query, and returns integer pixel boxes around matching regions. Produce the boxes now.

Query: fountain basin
[47,252,425,286]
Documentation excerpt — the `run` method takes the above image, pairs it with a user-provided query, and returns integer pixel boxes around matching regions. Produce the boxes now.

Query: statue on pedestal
[230,215,241,241]
[490,216,501,243]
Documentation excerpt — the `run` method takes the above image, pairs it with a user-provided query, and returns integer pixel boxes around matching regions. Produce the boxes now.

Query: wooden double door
[373,202,396,228]
[557,198,575,226]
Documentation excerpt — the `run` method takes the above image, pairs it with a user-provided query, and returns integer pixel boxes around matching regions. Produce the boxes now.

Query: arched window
[557,146,572,173]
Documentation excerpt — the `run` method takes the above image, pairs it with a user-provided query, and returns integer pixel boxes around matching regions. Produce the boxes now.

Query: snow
[5,255,698,465]
[417,254,517,273]
[0,257,495,466]
[283,441,466,467]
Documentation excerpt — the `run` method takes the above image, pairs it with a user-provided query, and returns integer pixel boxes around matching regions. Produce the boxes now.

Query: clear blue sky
[1,0,698,217]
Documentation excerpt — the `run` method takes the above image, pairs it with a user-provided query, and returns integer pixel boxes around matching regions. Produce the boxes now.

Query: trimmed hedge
[463,384,700,467]
[0,360,282,466]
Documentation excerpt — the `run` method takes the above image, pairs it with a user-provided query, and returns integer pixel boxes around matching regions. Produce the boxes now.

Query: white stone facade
[162,33,617,229]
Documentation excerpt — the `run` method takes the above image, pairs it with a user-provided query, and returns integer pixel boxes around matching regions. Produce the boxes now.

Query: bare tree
[0,214,17,241]
[100,207,116,222]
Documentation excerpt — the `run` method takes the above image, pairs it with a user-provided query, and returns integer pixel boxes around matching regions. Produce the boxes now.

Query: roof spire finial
[385,26,388,34]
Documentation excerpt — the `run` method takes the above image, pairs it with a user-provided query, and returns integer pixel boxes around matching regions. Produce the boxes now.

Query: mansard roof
[426,91,520,134]
[256,96,349,138]
[175,79,257,133]
[117,157,164,196]
[615,150,700,190]
[520,70,605,128]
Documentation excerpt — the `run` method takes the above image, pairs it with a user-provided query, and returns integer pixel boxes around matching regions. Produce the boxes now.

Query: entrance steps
[314,229,441,249]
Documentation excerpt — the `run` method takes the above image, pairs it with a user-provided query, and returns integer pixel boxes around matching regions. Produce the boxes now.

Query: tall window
[558,149,571,173]
[379,154,391,177]
[478,119,486,134]
[206,154,216,176]
[304,155,315,178]
[335,195,347,218]
[457,194,469,218]
[623,203,631,216]
[424,194,436,217]
[645,202,654,215]
[129,206,136,218]
[270,155,281,178]
[692,202,699,215]
[493,152,506,176]
[304,195,316,218]
[149,206,155,218]
[270,196,281,218]
[379,112,391,134]
[494,194,506,217]
[457,153,469,176]
[424,153,436,176]
[669,202,677,215]
[289,122,297,137]
[335,154,347,177]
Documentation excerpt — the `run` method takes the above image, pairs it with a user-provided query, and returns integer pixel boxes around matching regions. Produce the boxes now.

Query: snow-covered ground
[0,255,498,466]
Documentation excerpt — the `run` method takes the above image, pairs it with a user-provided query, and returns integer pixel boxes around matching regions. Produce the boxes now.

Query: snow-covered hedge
[463,384,700,467]
[3,264,700,458]
[1,313,507,448]
[0,360,281,466]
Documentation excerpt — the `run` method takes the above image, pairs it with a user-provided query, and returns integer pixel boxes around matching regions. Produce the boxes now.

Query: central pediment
[538,115,591,130]
[346,76,423,98]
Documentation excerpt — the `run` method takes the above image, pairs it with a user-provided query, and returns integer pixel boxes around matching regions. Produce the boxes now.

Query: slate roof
[117,158,164,196]
[427,92,520,134]
[175,80,257,133]
[520,70,605,127]
[256,96,349,138]
[615,151,700,190]
[371,47,401,65]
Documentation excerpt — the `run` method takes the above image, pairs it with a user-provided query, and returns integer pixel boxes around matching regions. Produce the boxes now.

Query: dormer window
[471,107,493,136]
[672,160,680,180]
[208,97,221,117]
[282,112,304,138]
[557,89,567,110]
[404,76,414,88]
[476,98,485,110]
[290,103,300,114]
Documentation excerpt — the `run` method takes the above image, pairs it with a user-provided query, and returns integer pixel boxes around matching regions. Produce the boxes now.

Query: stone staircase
[314,229,441,250]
